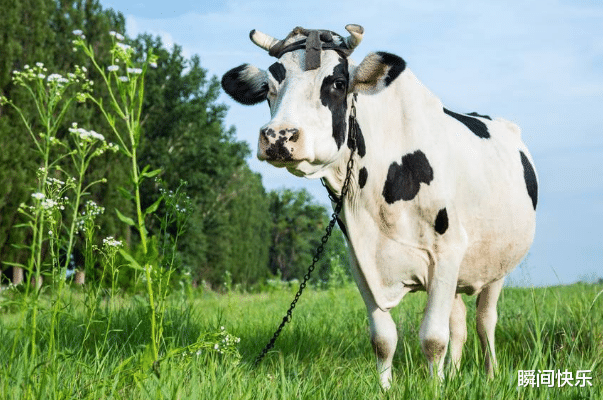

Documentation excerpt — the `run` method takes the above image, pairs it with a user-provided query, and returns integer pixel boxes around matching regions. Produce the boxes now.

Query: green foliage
[131,34,270,287]
[0,0,130,275]
[267,188,348,282]
[0,0,348,293]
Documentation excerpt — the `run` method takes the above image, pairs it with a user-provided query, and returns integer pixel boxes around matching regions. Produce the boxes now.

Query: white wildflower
[127,67,142,75]
[36,62,44,68]
[46,177,65,187]
[116,43,131,51]
[107,65,119,72]
[41,198,58,210]
[69,124,105,142]
[47,73,68,83]
[102,236,122,248]
[109,31,125,41]
[85,200,105,216]
[72,29,83,36]
[214,344,219,350]
[118,76,129,82]
[32,192,45,200]
[37,73,46,79]
[149,61,157,69]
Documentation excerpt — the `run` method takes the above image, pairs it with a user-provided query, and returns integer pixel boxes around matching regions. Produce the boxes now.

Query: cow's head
[222,25,405,178]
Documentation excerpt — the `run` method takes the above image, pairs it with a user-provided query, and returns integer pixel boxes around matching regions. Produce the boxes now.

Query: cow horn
[344,24,364,50]
[250,29,281,53]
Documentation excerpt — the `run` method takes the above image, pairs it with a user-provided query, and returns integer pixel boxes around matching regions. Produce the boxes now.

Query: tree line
[0,0,347,289]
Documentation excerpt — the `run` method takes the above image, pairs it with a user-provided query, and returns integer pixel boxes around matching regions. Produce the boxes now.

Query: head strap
[268,27,355,70]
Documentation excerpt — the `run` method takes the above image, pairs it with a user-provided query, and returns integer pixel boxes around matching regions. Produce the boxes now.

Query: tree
[268,188,348,282]
[133,34,270,287]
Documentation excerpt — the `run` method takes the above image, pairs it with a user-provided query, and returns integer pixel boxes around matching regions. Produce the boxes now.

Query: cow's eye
[333,79,346,92]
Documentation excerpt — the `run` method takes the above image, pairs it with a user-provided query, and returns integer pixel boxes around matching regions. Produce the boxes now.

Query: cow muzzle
[258,126,302,163]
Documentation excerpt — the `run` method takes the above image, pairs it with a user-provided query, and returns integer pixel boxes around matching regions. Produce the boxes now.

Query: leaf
[117,186,134,201]
[139,167,162,183]
[2,261,26,268]
[145,197,162,216]
[115,208,136,227]
[139,343,158,372]
[119,249,143,271]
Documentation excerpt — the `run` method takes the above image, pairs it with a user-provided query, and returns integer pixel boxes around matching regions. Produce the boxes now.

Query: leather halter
[268,28,354,71]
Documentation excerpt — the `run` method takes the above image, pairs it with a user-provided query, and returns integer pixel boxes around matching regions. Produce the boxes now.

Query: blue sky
[100,0,603,287]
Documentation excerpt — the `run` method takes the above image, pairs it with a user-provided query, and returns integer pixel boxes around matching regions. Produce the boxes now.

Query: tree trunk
[74,270,85,285]
[12,266,23,285]
[30,274,43,289]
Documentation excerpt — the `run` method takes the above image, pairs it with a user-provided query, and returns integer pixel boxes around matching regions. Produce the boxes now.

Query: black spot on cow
[320,58,349,149]
[519,151,538,210]
[347,118,366,157]
[268,62,286,84]
[359,167,368,189]
[376,52,406,86]
[443,108,490,139]
[434,208,449,235]
[221,64,268,105]
[336,217,349,239]
[467,112,492,120]
[382,150,434,204]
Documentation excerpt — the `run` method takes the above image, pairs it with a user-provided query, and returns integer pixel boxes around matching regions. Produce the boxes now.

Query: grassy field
[1,282,601,399]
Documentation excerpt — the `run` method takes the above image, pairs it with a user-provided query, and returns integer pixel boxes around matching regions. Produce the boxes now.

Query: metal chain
[253,101,358,368]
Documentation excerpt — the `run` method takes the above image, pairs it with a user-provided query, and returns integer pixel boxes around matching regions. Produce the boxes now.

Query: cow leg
[448,293,467,376]
[346,253,397,388]
[476,277,504,377]
[420,220,467,379]
[368,305,398,388]
[419,278,456,379]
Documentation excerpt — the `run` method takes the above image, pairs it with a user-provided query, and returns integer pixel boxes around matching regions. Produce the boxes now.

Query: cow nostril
[289,129,300,143]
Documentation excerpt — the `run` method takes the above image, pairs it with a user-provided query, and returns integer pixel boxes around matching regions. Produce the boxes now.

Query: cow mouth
[262,158,302,171]
[256,155,308,176]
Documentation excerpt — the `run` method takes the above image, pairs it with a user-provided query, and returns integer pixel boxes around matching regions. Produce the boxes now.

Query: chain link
[253,101,358,368]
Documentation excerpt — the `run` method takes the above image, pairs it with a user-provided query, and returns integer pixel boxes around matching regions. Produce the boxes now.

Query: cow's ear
[221,64,269,105]
[349,52,406,95]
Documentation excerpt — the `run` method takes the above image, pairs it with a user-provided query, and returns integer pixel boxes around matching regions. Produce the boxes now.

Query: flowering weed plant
[0,29,241,397]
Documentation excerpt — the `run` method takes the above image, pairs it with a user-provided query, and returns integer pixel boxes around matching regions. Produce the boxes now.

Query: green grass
[1,283,602,399]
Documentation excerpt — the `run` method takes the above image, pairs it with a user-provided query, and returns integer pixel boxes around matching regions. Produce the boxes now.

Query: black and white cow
[222,25,537,387]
